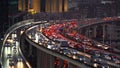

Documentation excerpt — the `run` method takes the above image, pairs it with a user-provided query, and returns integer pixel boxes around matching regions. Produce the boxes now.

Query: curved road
[1,16,120,68]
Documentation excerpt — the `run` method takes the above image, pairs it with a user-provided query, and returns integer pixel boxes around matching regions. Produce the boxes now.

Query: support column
[59,59,64,68]
[85,28,89,37]
[93,26,97,38]
[68,62,76,68]
[37,49,55,68]
[100,24,106,44]
[28,44,32,57]
[103,24,106,40]
[49,55,55,68]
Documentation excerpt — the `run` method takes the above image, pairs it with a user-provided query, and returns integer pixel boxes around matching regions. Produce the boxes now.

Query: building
[116,0,120,16]
[0,0,8,37]
[8,0,18,15]
[18,0,68,13]
[68,0,119,18]
[79,20,120,48]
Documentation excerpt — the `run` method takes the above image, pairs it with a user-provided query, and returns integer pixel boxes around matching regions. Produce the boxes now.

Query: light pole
[102,24,105,54]
[109,23,112,50]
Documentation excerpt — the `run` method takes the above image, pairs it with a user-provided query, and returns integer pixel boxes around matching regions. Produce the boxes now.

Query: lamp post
[109,23,112,50]
[102,24,105,56]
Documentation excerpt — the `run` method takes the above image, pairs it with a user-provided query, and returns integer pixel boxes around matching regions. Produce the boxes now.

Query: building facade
[68,0,119,18]
[18,0,68,13]
[8,0,18,15]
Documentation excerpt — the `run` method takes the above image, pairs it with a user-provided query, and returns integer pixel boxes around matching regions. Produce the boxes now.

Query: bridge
[0,16,120,68]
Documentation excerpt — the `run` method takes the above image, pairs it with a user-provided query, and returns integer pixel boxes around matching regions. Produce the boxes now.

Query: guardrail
[23,28,92,68]
[0,19,34,68]
[1,16,120,68]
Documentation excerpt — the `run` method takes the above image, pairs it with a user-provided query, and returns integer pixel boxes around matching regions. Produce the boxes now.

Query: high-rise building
[116,0,120,16]
[0,0,8,37]
[8,0,18,15]
[68,0,118,18]
[18,0,68,13]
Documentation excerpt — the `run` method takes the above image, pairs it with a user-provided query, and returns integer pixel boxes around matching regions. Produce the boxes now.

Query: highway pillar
[93,26,97,38]
[68,62,77,68]
[37,49,55,68]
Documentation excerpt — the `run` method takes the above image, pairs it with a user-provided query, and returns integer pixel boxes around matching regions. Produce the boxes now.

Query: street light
[102,24,105,57]
[109,23,112,50]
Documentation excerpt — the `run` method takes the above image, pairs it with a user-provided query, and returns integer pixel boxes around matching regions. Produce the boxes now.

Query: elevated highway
[1,16,120,68]
[21,16,120,68]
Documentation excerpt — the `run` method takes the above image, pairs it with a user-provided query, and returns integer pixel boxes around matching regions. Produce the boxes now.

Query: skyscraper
[68,0,118,18]
[8,0,18,15]
[18,0,68,13]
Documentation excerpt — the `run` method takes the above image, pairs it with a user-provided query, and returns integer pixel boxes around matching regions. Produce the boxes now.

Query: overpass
[0,16,120,68]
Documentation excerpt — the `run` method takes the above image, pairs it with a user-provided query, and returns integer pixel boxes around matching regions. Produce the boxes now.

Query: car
[89,50,101,57]
[75,45,84,52]
[47,45,53,49]
[18,58,22,62]
[60,40,69,47]
[70,49,78,54]
[102,53,112,60]
[60,49,72,57]
[91,56,101,62]
[113,58,120,64]
[5,43,11,47]
[103,45,110,50]
[13,46,17,53]
[9,59,14,66]
[93,62,99,68]
[72,54,86,63]
[97,44,102,47]
[111,55,120,64]
[51,45,59,50]
[60,46,68,50]
[7,54,12,59]
[98,64,110,68]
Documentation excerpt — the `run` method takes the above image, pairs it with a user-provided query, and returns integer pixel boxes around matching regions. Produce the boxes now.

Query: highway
[25,17,120,67]
[0,19,34,68]
[0,16,120,68]
[41,20,120,67]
